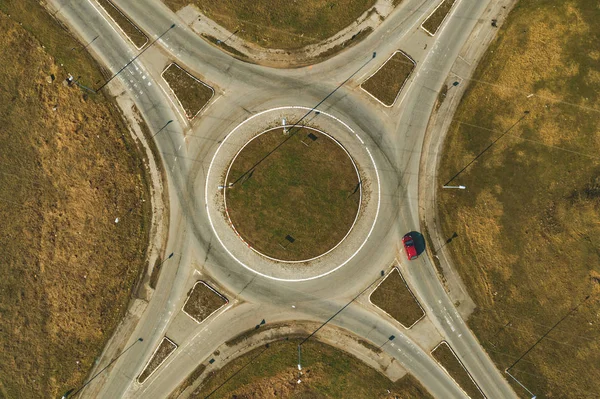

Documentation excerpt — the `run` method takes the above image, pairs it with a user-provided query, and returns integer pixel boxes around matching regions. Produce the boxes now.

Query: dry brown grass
[96,0,148,48]
[370,267,424,328]
[191,339,433,399]
[164,0,376,49]
[0,3,150,398]
[421,0,455,35]
[437,1,600,397]
[431,342,483,399]
[361,51,415,106]
[225,128,360,261]
[162,63,214,119]
[183,281,227,323]
[139,337,177,383]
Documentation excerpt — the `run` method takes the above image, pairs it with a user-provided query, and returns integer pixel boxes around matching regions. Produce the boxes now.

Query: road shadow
[408,231,426,256]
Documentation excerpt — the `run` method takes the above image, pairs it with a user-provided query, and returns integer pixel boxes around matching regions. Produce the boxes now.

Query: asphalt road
[49,0,518,398]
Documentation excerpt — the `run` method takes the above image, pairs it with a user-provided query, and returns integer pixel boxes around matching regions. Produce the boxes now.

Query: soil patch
[361,50,415,106]
[191,339,433,398]
[164,0,376,50]
[431,342,483,398]
[0,4,151,397]
[437,0,600,397]
[421,0,456,36]
[96,0,148,48]
[138,337,178,383]
[162,63,214,119]
[370,267,425,328]
[225,127,360,261]
[183,281,228,323]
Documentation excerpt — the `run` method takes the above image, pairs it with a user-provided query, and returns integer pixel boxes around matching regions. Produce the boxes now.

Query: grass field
[370,267,424,328]
[431,342,483,399]
[191,339,433,398]
[139,337,177,383]
[361,51,415,106]
[421,0,455,35]
[0,2,151,398]
[162,63,214,119]
[96,0,147,48]
[225,128,360,261]
[183,282,227,323]
[437,0,600,397]
[163,0,376,49]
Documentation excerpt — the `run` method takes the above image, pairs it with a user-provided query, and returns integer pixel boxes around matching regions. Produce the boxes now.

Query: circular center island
[224,126,361,262]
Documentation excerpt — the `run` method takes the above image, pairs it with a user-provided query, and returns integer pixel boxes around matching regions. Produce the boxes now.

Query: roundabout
[56,1,523,397]
[205,106,382,281]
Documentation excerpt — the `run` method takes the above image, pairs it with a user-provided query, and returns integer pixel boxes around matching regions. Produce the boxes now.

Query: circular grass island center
[224,127,361,262]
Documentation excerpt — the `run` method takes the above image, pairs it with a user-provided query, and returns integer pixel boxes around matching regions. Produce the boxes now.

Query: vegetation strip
[421,0,456,36]
[182,281,228,323]
[437,1,600,396]
[161,63,214,119]
[138,337,178,383]
[201,34,248,59]
[163,0,377,50]
[361,50,415,106]
[0,3,151,397]
[190,339,434,398]
[96,0,148,48]
[370,267,425,328]
[431,342,484,398]
[224,127,360,261]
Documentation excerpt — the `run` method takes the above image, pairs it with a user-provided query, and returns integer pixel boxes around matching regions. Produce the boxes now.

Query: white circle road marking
[204,106,381,282]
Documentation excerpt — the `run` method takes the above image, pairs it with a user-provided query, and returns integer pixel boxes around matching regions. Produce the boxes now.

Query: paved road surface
[49,0,518,398]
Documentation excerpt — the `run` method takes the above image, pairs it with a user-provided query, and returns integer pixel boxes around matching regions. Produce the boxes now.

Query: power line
[506,295,591,372]
[228,52,376,187]
[444,110,530,186]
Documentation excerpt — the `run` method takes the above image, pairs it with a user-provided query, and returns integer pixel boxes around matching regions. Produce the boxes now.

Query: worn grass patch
[437,0,600,397]
[191,339,433,398]
[96,0,147,48]
[168,363,206,399]
[139,338,177,383]
[432,342,483,399]
[421,0,455,35]
[164,0,376,49]
[183,281,228,323]
[361,51,415,106]
[201,34,248,59]
[0,3,151,398]
[370,267,424,328]
[225,128,360,261]
[162,63,214,119]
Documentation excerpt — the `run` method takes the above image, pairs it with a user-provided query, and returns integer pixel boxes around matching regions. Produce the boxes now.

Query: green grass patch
[183,282,228,323]
[0,3,151,398]
[163,0,376,50]
[139,338,177,383]
[361,51,415,106]
[225,128,360,261]
[162,63,214,119]
[421,0,455,35]
[437,0,600,397]
[370,268,425,328]
[432,342,483,399]
[96,0,148,48]
[191,339,433,398]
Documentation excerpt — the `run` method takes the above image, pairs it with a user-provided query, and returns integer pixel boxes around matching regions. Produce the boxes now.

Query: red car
[402,233,418,260]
